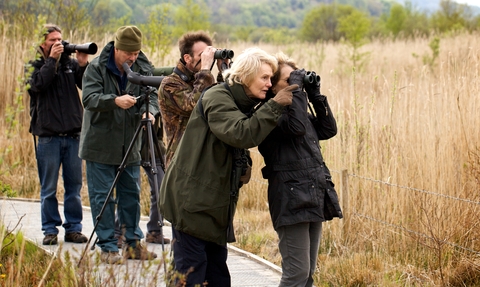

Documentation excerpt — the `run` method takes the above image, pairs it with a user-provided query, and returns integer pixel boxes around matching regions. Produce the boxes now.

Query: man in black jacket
[27,24,89,245]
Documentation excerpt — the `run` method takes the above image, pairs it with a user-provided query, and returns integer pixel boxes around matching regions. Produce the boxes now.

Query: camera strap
[173,67,190,82]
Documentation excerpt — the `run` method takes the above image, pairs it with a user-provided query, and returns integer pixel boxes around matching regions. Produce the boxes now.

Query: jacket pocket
[183,189,231,228]
[284,177,321,212]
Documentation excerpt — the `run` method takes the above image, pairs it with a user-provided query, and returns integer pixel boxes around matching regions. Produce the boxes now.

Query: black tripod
[78,85,167,269]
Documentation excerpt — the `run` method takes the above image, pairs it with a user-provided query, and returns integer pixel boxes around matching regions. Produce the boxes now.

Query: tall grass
[232,35,480,285]
[0,225,76,286]
[1,20,480,285]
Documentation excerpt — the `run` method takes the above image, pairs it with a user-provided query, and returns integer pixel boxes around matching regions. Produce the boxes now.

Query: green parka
[79,41,160,165]
[159,82,285,245]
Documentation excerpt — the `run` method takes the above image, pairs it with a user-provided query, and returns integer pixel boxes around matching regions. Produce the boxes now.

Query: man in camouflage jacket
[158,31,228,167]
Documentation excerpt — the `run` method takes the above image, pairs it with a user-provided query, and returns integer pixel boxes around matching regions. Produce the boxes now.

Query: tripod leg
[147,124,166,250]
[144,120,168,274]
[78,119,145,267]
[90,237,99,250]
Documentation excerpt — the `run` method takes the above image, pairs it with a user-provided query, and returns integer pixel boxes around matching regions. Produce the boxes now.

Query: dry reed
[1,23,480,285]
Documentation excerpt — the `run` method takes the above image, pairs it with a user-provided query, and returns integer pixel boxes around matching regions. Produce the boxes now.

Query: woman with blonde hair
[159,47,298,287]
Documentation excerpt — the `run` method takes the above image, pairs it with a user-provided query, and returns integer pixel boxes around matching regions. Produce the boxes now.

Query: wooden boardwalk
[0,198,282,287]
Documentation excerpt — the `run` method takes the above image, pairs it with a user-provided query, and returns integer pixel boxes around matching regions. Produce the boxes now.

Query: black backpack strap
[196,83,218,121]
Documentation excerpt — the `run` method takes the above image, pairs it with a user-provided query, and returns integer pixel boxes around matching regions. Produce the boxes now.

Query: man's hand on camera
[115,94,137,109]
[76,51,88,67]
[201,46,216,70]
[272,84,298,106]
[50,41,63,60]
[289,69,305,91]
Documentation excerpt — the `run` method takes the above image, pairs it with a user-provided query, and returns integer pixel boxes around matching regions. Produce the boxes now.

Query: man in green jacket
[80,25,159,264]
[159,47,297,287]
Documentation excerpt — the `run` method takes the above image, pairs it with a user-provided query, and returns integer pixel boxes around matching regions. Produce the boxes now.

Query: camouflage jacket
[158,59,215,167]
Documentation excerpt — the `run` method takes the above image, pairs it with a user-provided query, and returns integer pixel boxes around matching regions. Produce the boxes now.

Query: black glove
[288,68,305,91]
[305,72,321,102]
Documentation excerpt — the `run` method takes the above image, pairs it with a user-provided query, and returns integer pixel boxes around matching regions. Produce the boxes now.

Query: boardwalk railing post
[341,169,349,241]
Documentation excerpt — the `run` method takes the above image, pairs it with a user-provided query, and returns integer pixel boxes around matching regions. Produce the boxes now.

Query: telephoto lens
[62,41,98,55]
[214,49,234,59]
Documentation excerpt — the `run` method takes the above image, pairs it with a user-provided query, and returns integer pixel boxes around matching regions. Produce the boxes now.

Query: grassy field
[1,24,480,286]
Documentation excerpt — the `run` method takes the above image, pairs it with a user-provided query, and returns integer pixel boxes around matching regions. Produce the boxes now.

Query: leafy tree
[300,4,356,42]
[0,0,39,38]
[139,4,175,66]
[92,0,132,27]
[106,12,134,33]
[386,3,407,38]
[335,0,384,16]
[262,27,297,44]
[1,0,93,37]
[235,26,256,42]
[401,1,430,38]
[172,0,211,38]
[412,36,440,71]
[249,27,271,43]
[338,9,371,69]
[49,0,92,35]
[423,36,440,69]
[377,1,430,40]
[430,0,470,33]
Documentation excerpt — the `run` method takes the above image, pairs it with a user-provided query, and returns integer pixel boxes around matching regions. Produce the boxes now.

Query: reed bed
[1,24,479,285]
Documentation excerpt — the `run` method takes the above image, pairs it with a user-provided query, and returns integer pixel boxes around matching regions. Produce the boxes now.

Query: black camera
[62,40,98,55]
[304,71,320,86]
[214,49,234,59]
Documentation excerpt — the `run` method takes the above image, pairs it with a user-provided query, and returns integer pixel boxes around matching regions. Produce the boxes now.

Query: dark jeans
[86,161,143,252]
[114,163,164,237]
[172,227,231,287]
[36,136,83,235]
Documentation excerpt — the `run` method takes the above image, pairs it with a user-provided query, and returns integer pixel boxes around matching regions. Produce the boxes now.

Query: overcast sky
[455,0,480,6]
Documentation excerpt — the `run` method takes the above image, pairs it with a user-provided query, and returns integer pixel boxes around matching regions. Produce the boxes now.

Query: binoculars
[304,71,320,86]
[214,49,234,59]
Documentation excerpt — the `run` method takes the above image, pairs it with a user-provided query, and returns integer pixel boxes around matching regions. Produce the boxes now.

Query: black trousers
[171,226,231,287]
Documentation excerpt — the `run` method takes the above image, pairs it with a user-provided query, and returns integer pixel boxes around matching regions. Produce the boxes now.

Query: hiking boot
[123,243,158,260]
[100,251,123,264]
[43,234,58,245]
[65,232,88,243]
[115,235,125,248]
[146,232,171,244]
